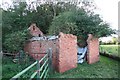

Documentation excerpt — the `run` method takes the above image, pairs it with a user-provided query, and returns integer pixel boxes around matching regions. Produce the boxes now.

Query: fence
[10,48,52,80]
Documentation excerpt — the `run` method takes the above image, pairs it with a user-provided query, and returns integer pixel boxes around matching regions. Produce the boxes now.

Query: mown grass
[49,56,119,78]
[100,45,120,57]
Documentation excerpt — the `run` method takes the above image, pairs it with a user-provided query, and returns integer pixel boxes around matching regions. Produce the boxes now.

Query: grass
[2,55,36,79]
[2,54,120,79]
[49,55,119,78]
[2,56,20,79]
[100,45,120,57]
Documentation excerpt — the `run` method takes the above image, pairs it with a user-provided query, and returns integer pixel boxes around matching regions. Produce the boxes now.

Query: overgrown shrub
[3,29,29,53]
[49,9,115,45]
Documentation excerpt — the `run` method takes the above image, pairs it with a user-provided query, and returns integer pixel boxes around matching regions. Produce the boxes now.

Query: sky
[94,0,119,30]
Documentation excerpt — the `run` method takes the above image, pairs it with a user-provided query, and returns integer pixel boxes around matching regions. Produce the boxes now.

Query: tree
[2,2,78,53]
[3,29,29,53]
[112,37,118,44]
[49,9,115,44]
[2,1,115,52]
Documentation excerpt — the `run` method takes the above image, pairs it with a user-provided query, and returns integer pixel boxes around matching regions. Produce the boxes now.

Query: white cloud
[94,0,119,30]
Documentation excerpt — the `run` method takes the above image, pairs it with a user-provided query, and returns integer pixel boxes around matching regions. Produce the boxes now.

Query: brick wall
[57,32,77,73]
[87,34,99,64]
[24,40,57,60]
[24,41,44,60]
[24,32,77,73]
[28,23,43,37]
[24,24,99,72]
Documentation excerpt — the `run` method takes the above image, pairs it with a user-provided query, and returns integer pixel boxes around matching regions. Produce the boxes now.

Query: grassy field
[100,45,120,57]
[49,56,119,78]
[2,52,120,79]
[2,55,36,79]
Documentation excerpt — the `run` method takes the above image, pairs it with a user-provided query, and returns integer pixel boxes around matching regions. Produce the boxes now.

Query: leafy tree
[49,9,115,44]
[3,29,29,53]
[49,11,77,35]
[2,1,115,52]
[112,37,118,44]
[2,2,53,53]
[2,2,78,53]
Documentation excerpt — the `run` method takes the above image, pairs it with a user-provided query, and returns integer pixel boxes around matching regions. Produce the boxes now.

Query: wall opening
[38,34,41,37]
[33,26,35,31]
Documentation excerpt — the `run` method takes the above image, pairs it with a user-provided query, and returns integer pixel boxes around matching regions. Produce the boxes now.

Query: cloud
[94,0,119,30]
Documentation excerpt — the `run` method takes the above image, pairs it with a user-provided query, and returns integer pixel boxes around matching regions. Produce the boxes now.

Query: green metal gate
[10,48,52,80]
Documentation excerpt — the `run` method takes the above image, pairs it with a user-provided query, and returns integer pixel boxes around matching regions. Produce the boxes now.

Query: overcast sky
[0,0,119,30]
[94,0,119,30]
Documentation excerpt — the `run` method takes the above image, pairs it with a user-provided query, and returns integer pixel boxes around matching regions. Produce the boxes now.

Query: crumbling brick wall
[24,41,43,60]
[24,32,77,73]
[87,34,99,64]
[56,32,77,73]
[25,24,99,73]
[24,40,57,60]
[28,23,43,37]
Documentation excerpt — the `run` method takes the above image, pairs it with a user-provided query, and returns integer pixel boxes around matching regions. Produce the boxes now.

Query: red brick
[24,32,77,73]
[28,23,44,37]
[87,34,99,64]
[57,32,77,73]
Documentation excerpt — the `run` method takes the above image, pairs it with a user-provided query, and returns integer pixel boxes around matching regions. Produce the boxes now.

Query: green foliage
[2,2,79,52]
[2,2,77,35]
[49,9,115,43]
[3,29,29,53]
[2,54,35,79]
[100,37,118,45]
[2,1,115,52]
[112,37,118,44]
[49,11,77,35]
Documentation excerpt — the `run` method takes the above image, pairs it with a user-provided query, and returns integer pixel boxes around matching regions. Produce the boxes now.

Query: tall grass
[2,55,35,79]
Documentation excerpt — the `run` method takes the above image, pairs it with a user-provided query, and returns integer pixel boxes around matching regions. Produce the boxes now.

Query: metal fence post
[48,48,53,73]
[37,59,40,80]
